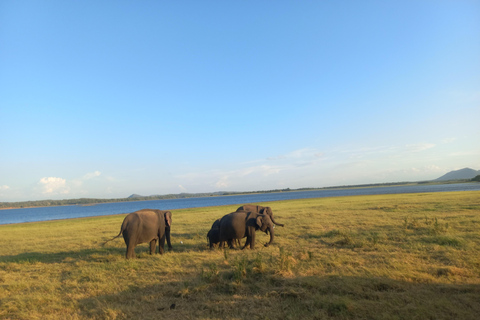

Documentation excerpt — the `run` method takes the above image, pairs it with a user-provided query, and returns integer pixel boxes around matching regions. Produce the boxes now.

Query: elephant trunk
[265,226,274,247]
[271,216,284,227]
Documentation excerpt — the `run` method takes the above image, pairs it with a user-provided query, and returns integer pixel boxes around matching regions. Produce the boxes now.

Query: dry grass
[1,191,480,319]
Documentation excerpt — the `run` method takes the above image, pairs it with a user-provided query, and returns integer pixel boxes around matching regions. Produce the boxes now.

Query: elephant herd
[103,204,283,259]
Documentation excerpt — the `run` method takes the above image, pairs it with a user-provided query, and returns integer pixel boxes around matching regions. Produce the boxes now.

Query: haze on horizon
[1,2,479,202]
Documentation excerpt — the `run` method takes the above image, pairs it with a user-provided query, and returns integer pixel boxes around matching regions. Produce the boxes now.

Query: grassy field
[1,191,479,319]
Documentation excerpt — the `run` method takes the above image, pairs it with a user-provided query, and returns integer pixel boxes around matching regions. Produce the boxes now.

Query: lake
[1,182,479,225]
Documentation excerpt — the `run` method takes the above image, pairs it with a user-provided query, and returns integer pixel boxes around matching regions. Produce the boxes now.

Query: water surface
[1,183,479,225]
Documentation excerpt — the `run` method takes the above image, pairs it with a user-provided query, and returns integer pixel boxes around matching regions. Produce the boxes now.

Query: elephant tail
[102,229,123,246]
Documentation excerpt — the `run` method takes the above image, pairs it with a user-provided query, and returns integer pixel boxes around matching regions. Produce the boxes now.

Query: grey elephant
[103,209,172,259]
[236,204,284,227]
[219,210,274,249]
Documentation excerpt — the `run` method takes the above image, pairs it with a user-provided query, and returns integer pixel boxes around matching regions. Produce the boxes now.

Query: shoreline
[1,180,474,211]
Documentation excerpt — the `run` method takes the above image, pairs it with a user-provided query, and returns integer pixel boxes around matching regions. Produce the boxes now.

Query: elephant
[207,219,221,248]
[103,209,172,259]
[207,218,241,248]
[219,210,274,249]
[236,204,284,227]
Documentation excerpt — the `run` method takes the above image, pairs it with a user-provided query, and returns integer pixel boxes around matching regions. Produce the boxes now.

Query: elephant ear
[262,216,272,231]
[164,211,172,227]
[256,215,263,229]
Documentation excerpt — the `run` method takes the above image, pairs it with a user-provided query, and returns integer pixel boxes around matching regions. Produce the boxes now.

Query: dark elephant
[236,204,284,227]
[103,209,172,259]
[207,218,241,248]
[219,211,274,249]
[207,219,221,248]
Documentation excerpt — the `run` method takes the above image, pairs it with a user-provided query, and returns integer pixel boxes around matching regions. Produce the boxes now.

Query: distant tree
[472,175,480,182]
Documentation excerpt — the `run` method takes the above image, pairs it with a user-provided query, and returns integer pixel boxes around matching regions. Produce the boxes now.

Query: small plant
[223,248,229,261]
[420,217,450,235]
[253,254,265,273]
[403,216,419,230]
[307,251,313,260]
[202,263,219,282]
[340,231,353,245]
[278,247,293,272]
[232,257,250,283]
[424,235,462,247]
[424,215,432,225]
[326,300,349,316]
[369,232,379,247]
[323,229,341,238]
[430,217,449,235]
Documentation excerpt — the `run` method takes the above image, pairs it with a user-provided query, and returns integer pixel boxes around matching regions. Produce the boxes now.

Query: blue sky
[1,1,479,202]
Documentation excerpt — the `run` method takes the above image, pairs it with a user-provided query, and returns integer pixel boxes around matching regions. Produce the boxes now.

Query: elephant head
[261,206,284,227]
[255,214,274,247]
[237,205,284,227]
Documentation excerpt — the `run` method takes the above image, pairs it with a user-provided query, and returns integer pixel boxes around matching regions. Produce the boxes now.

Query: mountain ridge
[434,168,480,181]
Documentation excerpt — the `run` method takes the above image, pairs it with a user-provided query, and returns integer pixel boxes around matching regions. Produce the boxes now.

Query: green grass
[1,191,480,319]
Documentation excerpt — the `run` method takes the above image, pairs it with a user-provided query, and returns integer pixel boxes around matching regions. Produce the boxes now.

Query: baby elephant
[207,219,222,248]
[103,209,172,259]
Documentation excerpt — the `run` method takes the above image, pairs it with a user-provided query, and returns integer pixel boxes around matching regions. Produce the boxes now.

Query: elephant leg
[158,234,166,254]
[242,237,250,250]
[149,239,157,255]
[210,240,218,249]
[123,234,135,259]
[249,232,256,249]
[126,244,136,259]
[165,227,172,250]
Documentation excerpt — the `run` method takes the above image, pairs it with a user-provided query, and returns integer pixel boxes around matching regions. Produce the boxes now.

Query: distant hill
[435,168,480,181]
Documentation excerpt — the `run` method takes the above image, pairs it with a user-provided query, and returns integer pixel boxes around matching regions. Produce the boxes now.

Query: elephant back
[219,211,250,240]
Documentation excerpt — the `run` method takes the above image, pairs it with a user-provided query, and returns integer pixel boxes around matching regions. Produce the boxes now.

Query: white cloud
[267,148,322,161]
[442,138,457,144]
[405,143,436,152]
[173,140,467,194]
[215,178,229,189]
[83,171,101,180]
[214,165,284,189]
[0,185,10,191]
[38,177,70,195]
[71,171,104,189]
